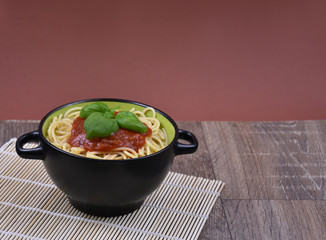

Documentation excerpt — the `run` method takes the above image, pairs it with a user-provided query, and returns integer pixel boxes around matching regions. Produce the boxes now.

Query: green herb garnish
[115,111,148,133]
[80,102,148,139]
[80,102,109,118]
[84,112,119,139]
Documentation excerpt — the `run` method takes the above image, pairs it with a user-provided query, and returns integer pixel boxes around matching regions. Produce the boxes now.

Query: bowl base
[68,197,145,217]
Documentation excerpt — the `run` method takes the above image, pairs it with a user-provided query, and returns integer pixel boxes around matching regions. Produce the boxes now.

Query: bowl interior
[42,100,176,145]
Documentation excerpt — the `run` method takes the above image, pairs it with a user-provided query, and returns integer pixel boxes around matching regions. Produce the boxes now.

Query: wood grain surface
[1,120,326,239]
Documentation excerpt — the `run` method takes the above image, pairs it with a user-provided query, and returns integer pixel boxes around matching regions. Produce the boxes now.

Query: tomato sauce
[67,116,152,152]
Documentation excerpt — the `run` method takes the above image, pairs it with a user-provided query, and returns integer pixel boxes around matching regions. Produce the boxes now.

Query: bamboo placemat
[0,139,224,240]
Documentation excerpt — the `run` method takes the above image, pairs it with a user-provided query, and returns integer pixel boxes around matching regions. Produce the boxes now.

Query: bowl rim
[38,98,179,162]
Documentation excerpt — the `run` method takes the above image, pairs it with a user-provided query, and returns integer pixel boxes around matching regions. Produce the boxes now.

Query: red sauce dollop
[67,116,152,152]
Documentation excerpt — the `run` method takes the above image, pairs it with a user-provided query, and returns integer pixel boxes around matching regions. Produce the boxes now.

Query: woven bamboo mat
[0,139,224,240]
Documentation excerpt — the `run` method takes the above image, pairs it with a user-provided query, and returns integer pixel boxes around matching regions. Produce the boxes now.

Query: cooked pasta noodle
[46,106,168,160]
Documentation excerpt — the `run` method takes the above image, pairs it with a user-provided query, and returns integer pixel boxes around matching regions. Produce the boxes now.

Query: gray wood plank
[201,121,250,199]
[239,121,326,200]
[0,120,39,146]
[203,120,326,200]
[223,199,326,240]
[173,121,231,240]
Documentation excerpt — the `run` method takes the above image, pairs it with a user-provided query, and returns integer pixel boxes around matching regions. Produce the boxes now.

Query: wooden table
[1,120,326,239]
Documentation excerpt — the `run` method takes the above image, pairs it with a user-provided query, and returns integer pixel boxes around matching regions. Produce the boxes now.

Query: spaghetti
[46,106,168,160]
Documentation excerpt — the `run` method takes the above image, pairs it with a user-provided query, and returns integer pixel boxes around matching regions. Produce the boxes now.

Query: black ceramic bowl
[16,99,198,217]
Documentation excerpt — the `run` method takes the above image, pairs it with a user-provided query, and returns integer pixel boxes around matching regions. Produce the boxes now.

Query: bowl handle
[16,130,45,160]
[175,129,198,155]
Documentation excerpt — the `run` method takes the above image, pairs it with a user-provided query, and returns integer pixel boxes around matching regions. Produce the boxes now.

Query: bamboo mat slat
[0,139,224,240]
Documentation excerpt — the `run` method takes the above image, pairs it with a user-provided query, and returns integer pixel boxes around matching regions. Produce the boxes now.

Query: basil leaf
[104,111,114,119]
[115,111,148,133]
[84,112,119,139]
[103,106,120,119]
[80,102,110,118]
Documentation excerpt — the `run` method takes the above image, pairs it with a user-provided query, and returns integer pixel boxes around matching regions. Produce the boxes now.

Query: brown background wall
[1,0,325,121]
